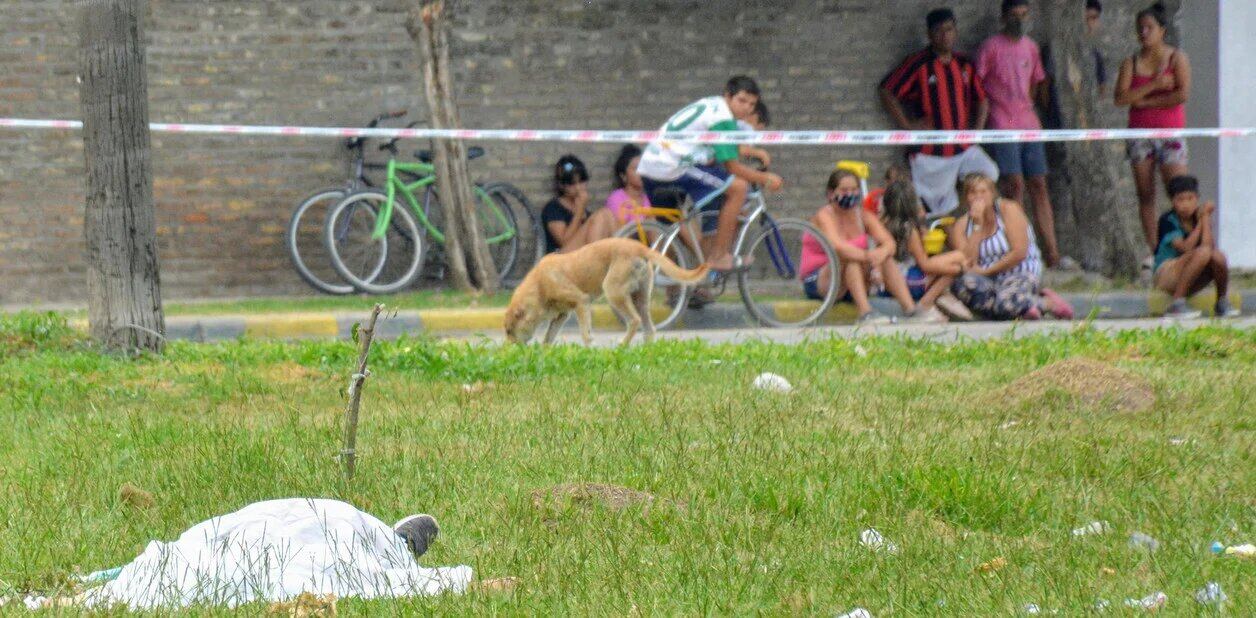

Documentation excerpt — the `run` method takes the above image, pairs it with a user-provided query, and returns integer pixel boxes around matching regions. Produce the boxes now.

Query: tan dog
[504,238,709,345]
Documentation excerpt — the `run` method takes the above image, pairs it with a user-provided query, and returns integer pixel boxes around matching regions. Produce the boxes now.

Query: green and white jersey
[638,96,741,181]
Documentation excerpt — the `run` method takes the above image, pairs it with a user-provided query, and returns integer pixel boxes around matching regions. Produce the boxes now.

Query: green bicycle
[323,145,538,294]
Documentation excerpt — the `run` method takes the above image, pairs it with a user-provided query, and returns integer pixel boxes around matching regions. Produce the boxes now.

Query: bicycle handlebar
[379,121,421,154]
[346,110,411,151]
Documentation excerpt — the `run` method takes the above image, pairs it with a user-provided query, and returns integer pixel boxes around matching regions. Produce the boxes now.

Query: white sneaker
[907,306,948,324]
[936,293,975,322]
[856,311,895,326]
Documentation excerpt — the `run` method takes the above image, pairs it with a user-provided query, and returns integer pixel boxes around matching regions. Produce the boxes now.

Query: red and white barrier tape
[2,117,1253,145]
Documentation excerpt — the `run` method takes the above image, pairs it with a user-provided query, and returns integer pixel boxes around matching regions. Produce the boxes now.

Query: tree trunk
[78,0,164,352]
[407,0,498,293]
[1040,0,1142,279]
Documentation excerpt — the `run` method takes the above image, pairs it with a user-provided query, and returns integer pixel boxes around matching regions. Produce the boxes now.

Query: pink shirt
[976,34,1046,130]
[605,188,648,224]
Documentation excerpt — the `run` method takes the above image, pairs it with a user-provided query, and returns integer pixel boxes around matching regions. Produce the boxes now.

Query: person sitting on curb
[949,173,1074,321]
[1153,175,1240,319]
[801,169,940,324]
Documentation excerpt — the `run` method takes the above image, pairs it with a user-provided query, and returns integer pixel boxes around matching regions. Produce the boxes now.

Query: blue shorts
[642,165,733,234]
[801,269,852,303]
[988,141,1048,177]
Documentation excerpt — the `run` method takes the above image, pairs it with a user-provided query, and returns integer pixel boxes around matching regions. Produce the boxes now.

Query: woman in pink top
[1115,2,1192,259]
[606,144,649,226]
[801,169,925,324]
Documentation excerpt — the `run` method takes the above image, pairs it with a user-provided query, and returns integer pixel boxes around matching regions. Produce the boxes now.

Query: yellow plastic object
[924,216,955,255]
[835,160,870,179]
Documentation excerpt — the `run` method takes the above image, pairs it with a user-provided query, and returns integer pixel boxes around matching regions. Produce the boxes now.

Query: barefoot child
[1154,175,1240,318]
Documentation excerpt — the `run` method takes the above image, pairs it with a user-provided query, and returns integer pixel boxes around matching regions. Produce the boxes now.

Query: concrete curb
[70,289,1253,342]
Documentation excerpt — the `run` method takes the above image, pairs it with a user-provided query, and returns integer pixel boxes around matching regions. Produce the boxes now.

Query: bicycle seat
[414,146,485,163]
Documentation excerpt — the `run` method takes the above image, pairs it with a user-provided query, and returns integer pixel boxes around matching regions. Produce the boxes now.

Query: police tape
[1,117,1253,145]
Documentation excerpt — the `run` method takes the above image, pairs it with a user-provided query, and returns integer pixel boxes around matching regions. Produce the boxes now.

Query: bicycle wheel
[473,185,520,282]
[324,190,425,294]
[286,187,353,295]
[483,182,541,285]
[614,221,696,331]
[737,217,839,327]
[418,187,520,287]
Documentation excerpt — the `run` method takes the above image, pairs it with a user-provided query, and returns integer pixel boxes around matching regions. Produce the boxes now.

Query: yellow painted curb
[771,300,859,325]
[418,307,507,332]
[1147,290,1241,317]
[243,313,339,338]
[590,304,673,328]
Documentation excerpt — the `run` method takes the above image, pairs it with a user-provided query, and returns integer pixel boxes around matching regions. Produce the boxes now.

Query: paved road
[453,316,1256,348]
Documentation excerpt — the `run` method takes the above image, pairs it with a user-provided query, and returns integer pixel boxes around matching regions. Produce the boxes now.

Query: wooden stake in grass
[341,304,384,481]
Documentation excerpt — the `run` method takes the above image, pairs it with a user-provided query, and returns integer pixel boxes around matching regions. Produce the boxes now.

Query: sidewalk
[64,289,1254,342]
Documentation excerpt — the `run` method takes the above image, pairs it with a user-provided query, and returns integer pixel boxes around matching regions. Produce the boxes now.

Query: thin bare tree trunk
[407,0,498,293]
[1041,0,1140,278]
[78,0,164,352]
[340,304,383,482]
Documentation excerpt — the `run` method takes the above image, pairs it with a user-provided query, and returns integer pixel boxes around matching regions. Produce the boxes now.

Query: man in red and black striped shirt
[879,8,999,214]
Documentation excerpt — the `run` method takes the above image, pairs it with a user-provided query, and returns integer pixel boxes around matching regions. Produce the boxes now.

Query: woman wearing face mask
[948,173,1074,321]
[1115,2,1192,271]
[801,169,926,325]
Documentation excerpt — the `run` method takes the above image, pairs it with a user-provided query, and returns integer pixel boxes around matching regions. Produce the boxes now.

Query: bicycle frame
[373,158,515,246]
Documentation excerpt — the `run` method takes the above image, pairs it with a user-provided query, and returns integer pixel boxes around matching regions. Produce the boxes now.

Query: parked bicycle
[323,141,539,294]
[288,111,539,295]
[286,110,407,295]
[613,180,840,328]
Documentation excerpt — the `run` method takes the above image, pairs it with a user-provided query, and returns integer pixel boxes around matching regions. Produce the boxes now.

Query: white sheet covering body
[81,498,472,609]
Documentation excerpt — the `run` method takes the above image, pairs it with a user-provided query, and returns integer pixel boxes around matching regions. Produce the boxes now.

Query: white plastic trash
[836,608,873,618]
[1071,520,1112,537]
[859,528,899,554]
[1128,532,1160,552]
[1194,582,1227,607]
[1123,591,1167,611]
[752,372,793,393]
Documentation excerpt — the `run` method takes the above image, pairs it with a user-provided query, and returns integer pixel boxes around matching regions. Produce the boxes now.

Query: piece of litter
[1168,437,1187,446]
[1211,541,1256,558]
[1072,520,1112,537]
[1099,566,1116,576]
[859,528,899,554]
[752,372,793,393]
[710,360,722,365]
[836,608,872,618]
[1093,599,1111,612]
[23,596,46,610]
[853,344,868,358]
[975,556,1008,573]
[1023,602,1041,614]
[999,419,1021,430]
[76,566,124,584]
[1194,582,1227,607]
[1123,591,1167,611]
[1128,532,1160,552]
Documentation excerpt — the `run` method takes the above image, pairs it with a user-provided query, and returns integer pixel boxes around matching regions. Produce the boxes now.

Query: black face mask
[836,193,861,210]
[1005,17,1028,37]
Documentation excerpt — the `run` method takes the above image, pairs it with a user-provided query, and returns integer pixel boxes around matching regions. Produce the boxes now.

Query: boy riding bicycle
[637,76,784,272]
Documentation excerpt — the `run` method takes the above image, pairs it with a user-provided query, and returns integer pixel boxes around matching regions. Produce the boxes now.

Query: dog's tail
[642,248,710,285]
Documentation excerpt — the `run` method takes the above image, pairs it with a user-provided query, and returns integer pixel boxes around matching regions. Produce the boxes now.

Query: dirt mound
[530,483,679,513]
[1004,358,1155,413]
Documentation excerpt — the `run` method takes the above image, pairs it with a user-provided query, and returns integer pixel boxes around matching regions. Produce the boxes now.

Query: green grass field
[1,312,1252,615]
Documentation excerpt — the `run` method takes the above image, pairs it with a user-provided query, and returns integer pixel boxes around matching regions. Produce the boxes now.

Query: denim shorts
[987,141,1048,177]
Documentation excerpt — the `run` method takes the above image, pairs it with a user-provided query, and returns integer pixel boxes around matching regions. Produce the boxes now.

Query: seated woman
[800,169,939,324]
[541,154,618,254]
[878,179,973,321]
[948,173,1074,320]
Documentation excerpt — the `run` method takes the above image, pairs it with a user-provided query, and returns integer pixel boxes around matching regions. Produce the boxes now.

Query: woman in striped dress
[948,173,1074,320]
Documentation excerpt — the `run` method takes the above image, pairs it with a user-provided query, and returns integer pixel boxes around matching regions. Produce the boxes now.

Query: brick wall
[0,0,1153,304]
